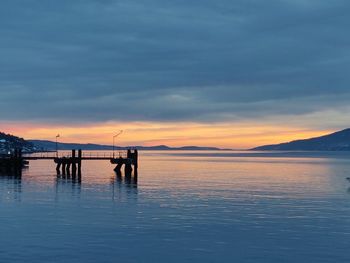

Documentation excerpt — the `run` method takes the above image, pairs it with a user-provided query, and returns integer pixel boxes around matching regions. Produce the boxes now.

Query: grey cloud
[0,0,349,127]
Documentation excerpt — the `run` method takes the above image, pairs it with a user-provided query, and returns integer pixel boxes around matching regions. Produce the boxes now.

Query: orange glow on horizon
[0,121,333,149]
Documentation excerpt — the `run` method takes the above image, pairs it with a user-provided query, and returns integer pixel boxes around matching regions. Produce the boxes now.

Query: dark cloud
[0,0,349,125]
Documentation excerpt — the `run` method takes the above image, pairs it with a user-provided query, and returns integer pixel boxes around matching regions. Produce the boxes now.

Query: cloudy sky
[0,0,349,148]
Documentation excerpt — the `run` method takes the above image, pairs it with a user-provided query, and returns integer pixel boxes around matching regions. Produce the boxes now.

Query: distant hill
[252,128,350,151]
[29,140,223,151]
[0,132,37,153]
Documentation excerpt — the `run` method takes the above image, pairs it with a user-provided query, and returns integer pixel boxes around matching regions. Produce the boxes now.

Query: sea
[1,150,350,263]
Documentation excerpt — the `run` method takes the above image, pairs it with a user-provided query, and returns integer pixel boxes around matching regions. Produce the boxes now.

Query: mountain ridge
[252,128,350,151]
[28,139,226,151]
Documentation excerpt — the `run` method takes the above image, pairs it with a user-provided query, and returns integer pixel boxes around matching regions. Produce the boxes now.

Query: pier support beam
[113,157,123,172]
[56,162,61,174]
[72,150,77,176]
[124,163,133,177]
[66,162,71,175]
[78,149,82,178]
[133,150,138,177]
[62,161,66,175]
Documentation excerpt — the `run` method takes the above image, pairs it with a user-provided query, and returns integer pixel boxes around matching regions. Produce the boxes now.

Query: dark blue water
[1,151,350,262]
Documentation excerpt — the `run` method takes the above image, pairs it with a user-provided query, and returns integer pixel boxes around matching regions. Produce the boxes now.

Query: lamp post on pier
[113,130,123,158]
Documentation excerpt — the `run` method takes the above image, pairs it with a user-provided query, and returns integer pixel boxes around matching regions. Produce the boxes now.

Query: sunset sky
[1,1,349,148]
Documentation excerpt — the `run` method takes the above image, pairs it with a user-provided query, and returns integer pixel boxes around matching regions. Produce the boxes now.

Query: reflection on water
[1,151,350,263]
[53,168,138,202]
[112,171,138,189]
[111,172,138,201]
[0,166,23,178]
[0,169,22,202]
[55,175,82,202]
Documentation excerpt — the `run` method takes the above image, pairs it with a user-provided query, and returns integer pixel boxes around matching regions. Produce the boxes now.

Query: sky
[0,0,349,148]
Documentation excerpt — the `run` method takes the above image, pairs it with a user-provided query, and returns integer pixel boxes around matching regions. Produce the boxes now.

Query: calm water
[1,150,350,263]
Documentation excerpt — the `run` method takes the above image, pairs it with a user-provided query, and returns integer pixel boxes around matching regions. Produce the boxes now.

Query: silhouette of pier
[0,149,138,178]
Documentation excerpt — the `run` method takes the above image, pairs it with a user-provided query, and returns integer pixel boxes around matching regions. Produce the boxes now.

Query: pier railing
[23,151,129,159]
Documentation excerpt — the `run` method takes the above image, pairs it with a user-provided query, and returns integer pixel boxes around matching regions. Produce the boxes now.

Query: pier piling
[78,149,82,177]
[72,150,77,175]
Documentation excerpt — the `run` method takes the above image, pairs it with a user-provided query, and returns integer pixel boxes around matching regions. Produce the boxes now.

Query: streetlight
[56,134,60,157]
[113,130,123,158]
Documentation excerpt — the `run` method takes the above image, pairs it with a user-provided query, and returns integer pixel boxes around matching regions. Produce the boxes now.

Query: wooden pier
[0,149,138,178]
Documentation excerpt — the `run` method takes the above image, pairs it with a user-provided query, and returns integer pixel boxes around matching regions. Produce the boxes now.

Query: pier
[0,149,138,178]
